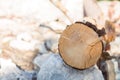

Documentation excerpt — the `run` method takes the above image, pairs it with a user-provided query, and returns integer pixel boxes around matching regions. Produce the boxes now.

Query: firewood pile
[0,0,120,80]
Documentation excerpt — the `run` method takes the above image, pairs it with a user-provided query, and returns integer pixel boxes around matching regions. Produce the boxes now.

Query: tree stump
[58,22,103,69]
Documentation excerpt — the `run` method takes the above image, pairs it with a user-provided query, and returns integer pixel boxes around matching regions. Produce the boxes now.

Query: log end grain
[58,22,103,69]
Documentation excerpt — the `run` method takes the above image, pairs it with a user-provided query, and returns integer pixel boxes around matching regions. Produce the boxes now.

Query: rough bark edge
[75,22,106,37]
[58,22,104,70]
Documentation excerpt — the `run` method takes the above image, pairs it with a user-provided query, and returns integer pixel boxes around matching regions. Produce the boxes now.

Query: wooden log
[58,22,103,69]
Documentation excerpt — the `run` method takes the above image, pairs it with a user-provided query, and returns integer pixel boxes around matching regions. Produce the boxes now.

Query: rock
[61,0,83,22]
[38,42,49,54]
[44,38,59,53]
[109,37,120,56]
[0,58,37,80]
[39,24,61,53]
[0,0,63,23]
[0,0,83,23]
[34,53,52,67]
[0,18,42,71]
[109,36,120,79]
[37,54,104,80]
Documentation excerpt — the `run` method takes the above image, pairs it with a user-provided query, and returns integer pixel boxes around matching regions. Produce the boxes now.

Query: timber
[58,22,103,69]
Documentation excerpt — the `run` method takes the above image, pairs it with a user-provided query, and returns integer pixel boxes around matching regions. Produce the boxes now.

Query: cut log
[58,22,103,69]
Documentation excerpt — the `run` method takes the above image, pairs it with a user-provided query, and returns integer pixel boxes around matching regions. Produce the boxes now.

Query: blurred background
[0,0,120,80]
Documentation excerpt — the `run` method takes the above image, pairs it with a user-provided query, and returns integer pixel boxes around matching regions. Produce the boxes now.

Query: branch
[50,0,73,24]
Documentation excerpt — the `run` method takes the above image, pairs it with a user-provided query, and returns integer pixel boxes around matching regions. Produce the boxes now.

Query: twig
[39,24,62,34]
[50,0,73,24]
